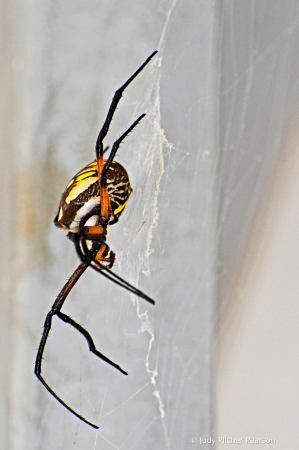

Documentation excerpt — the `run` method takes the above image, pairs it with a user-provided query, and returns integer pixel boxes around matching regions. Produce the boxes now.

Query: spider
[35,51,157,429]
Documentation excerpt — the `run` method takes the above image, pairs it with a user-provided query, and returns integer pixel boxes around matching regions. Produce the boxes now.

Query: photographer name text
[195,437,276,445]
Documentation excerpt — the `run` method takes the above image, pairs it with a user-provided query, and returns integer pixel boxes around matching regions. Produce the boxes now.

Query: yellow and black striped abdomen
[54,160,132,232]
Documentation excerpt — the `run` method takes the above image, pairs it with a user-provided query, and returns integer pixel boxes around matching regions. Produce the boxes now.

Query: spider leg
[78,224,107,241]
[94,245,115,269]
[34,263,100,429]
[90,262,155,305]
[97,113,146,223]
[78,234,116,269]
[72,234,155,304]
[95,50,157,223]
[71,233,86,261]
[56,312,127,375]
[35,313,98,429]
[101,113,145,181]
[95,50,157,161]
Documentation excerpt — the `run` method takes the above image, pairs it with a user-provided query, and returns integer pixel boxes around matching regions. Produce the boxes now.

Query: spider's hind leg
[56,312,127,375]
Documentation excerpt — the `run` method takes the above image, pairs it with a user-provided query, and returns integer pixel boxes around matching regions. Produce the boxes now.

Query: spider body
[54,160,132,233]
[35,51,157,429]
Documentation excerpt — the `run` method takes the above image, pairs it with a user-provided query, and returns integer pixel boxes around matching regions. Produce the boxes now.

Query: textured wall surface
[217,1,299,449]
[3,1,298,449]
[0,1,216,449]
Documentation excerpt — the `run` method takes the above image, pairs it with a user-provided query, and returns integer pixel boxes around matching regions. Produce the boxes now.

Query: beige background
[217,106,299,449]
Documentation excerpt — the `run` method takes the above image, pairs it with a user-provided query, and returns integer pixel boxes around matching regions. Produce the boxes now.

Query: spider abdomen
[54,160,132,232]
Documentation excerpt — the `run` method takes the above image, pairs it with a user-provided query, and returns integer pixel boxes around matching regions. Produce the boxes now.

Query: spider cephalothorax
[35,51,157,429]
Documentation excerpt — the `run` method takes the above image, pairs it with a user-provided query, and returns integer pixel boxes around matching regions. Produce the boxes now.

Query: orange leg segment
[96,151,112,223]
[79,225,106,241]
[94,244,115,270]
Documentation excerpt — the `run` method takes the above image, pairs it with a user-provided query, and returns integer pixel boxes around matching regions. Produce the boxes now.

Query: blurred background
[1,0,299,449]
